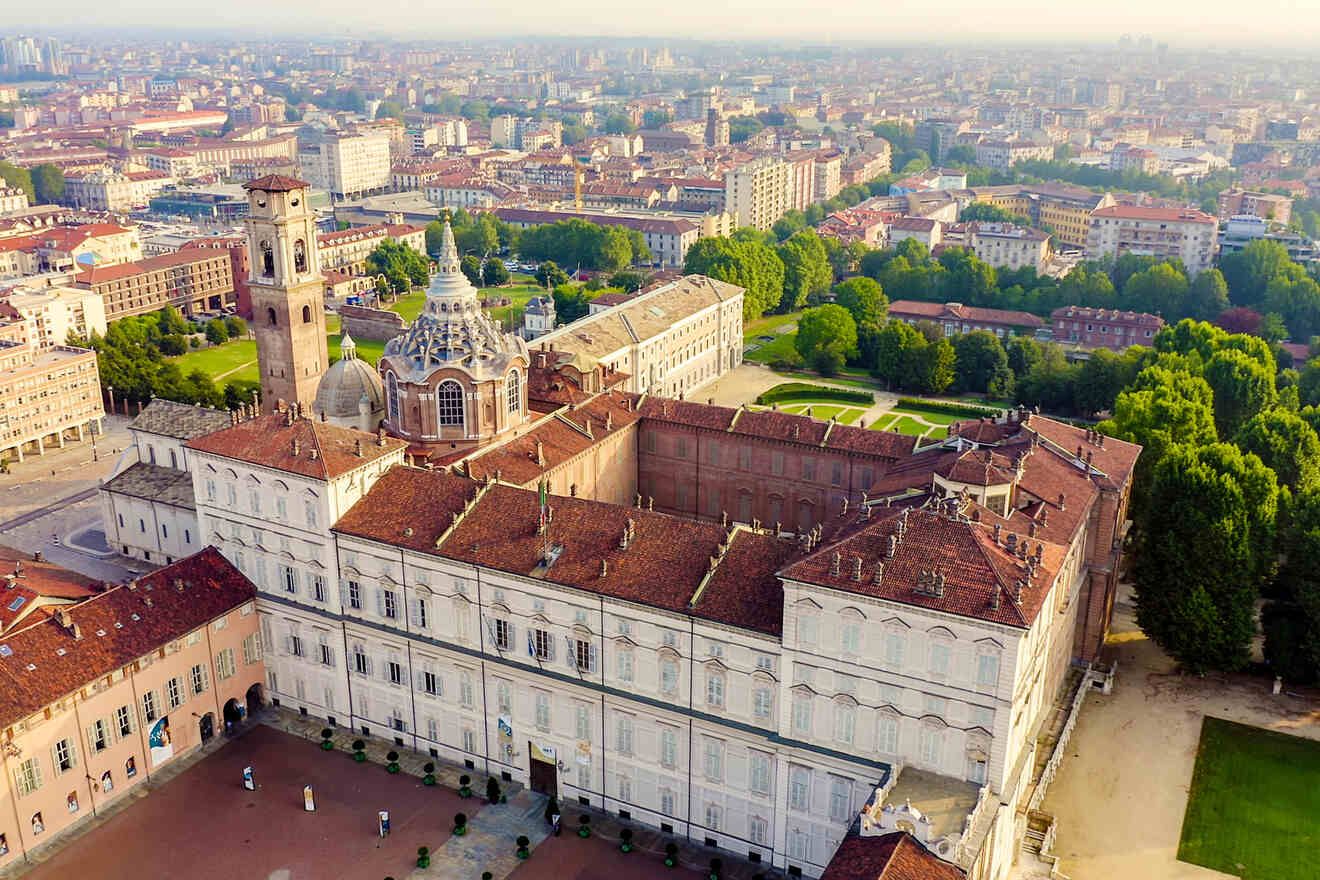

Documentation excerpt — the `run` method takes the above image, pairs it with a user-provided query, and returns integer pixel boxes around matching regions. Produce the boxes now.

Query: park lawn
[168,339,258,380]
[1177,717,1320,880]
[891,416,934,436]
[744,331,799,363]
[743,310,802,344]
[892,407,960,426]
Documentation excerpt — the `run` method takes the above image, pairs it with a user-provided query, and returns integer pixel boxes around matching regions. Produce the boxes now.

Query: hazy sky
[9,0,1320,49]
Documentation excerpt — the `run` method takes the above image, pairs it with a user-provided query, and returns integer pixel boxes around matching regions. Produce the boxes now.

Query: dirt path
[213,359,257,381]
[1038,582,1320,880]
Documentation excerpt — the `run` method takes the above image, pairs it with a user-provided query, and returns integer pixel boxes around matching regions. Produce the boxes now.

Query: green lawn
[744,331,799,363]
[328,333,384,366]
[743,310,802,344]
[1177,717,1320,880]
[169,339,258,380]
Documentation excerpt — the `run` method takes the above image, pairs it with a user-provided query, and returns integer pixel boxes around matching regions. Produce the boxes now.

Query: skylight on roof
[0,644,11,657]
[6,596,25,612]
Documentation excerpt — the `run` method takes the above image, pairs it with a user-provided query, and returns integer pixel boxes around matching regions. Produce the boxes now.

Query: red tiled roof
[244,174,309,192]
[888,300,1044,328]
[822,832,966,880]
[186,410,406,481]
[0,548,98,602]
[0,548,257,730]
[690,529,796,636]
[937,448,1018,486]
[1091,205,1216,224]
[780,505,1064,628]
[74,248,228,285]
[332,466,478,552]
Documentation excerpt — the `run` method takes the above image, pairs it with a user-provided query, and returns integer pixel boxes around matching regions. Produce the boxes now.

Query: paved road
[0,487,99,534]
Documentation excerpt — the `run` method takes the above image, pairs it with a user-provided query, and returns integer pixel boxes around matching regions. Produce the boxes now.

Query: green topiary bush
[755,382,874,406]
[320,728,334,750]
[422,762,436,786]
[894,397,1000,418]
[454,812,467,835]
[417,847,431,868]
[352,739,366,762]
[664,842,679,868]
[516,834,531,859]
[386,751,400,774]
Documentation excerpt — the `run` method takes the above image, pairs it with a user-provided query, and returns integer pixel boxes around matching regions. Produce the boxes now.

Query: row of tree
[80,307,257,412]
[423,211,653,274]
[0,160,65,204]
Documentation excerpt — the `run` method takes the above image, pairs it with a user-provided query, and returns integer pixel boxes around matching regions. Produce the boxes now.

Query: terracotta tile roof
[0,548,98,601]
[74,248,228,285]
[465,393,641,486]
[781,505,1064,628]
[1024,414,1140,491]
[689,529,796,636]
[936,449,1018,486]
[822,832,966,880]
[1091,205,1216,224]
[186,410,407,481]
[243,174,309,192]
[639,397,738,432]
[823,423,919,460]
[888,300,1044,328]
[0,548,256,730]
[332,466,477,552]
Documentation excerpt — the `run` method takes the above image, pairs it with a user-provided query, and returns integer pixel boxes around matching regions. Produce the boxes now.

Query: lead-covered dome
[315,333,384,429]
[381,220,528,382]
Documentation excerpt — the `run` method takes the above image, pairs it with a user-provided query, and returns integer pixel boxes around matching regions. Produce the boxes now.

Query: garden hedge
[755,383,874,406]
[894,398,1000,419]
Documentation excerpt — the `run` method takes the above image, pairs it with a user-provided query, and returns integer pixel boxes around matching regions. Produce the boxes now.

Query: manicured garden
[1176,716,1320,880]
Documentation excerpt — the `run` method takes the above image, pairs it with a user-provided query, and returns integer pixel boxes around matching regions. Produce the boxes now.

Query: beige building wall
[0,341,103,464]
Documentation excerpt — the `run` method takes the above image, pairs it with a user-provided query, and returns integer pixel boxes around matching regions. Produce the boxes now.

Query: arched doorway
[223,698,242,735]
[199,712,214,744]
[245,683,265,717]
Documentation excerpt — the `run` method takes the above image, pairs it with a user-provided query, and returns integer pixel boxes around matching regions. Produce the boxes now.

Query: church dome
[315,333,385,428]
[381,220,528,382]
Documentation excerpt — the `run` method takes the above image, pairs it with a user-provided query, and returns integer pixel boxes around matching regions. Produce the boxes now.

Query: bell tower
[244,175,327,411]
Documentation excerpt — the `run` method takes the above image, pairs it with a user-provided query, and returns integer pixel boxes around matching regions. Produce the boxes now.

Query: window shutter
[589,643,598,672]
[376,589,385,617]
[339,580,350,606]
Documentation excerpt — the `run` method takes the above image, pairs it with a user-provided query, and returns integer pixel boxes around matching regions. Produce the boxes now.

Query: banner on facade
[498,715,513,743]
[530,741,556,764]
[148,717,173,767]
[576,741,591,765]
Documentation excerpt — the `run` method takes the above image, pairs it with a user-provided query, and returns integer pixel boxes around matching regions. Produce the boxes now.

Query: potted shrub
[417,847,431,869]
[386,750,400,774]
[320,728,334,751]
[454,812,468,836]
[459,774,472,798]
[578,814,591,838]
[482,873,493,880]
[422,762,436,786]
[516,835,531,859]
[709,858,723,880]
[664,842,679,868]
[620,828,633,853]
[352,739,367,762]
[487,776,501,804]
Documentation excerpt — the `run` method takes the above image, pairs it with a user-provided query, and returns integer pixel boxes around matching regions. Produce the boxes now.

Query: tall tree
[30,164,64,204]
[1203,348,1278,438]
[951,331,1013,397]
[1132,442,1280,673]
[1185,269,1231,322]
[873,319,925,390]
[832,276,887,327]
[1123,262,1189,317]
[776,231,832,312]
[683,236,786,321]
[1220,238,1294,308]
[482,259,509,287]
[1233,409,1320,492]
[794,305,857,363]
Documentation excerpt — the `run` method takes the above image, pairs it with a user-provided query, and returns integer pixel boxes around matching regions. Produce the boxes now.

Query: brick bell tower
[244,175,327,411]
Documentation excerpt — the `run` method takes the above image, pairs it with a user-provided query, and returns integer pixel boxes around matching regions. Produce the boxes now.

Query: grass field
[743,310,803,344]
[168,339,258,382]
[779,403,866,424]
[1177,717,1320,880]
[744,331,800,363]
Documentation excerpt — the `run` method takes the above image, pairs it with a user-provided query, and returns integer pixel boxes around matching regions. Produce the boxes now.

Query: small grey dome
[315,333,385,426]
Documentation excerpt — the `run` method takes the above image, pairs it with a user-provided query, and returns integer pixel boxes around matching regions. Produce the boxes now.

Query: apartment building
[961,185,1115,251]
[0,223,141,279]
[727,157,793,230]
[99,398,232,564]
[0,550,262,869]
[973,141,1052,172]
[1085,205,1218,276]
[300,132,392,201]
[0,286,106,348]
[0,336,103,464]
[63,170,172,212]
[315,223,427,275]
[533,275,745,399]
[1217,188,1293,225]
[0,186,29,216]
[965,223,1051,273]
[74,249,235,320]
[423,177,516,210]
[887,301,1043,339]
[814,151,844,204]
[1049,306,1164,351]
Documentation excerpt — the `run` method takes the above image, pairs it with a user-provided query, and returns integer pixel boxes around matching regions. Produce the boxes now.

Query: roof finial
[340,331,357,361]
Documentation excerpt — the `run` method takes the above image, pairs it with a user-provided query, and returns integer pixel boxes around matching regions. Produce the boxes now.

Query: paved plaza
[15,725,470,880]
[1039,582,1320,880]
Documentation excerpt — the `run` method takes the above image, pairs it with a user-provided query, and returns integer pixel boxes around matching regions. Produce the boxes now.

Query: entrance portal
[246,683,265,717]
[199,712,214,743]
[223,698,242,734]
[529,748,557,797]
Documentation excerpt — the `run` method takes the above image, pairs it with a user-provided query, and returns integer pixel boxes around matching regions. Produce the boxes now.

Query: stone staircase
[1021,811,1052,856]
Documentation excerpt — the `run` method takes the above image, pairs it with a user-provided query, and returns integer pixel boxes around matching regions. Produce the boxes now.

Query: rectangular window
[459,673,474,707]
[494,618,511,651]
[749,752,771,795]
[388,661,404,686]
[930,642,951,679]
[313,575,327,603]
[575,639,593,672]
[14,758,41,797]
[661,727,677,768]
[497,681,512,715]
[831,461,843,486]
[703,739,723,781]
[288,632,303,658]
[706,671,724,707]
[753,687,772,719]
[281,565,298,595]
[141,690,159,723]
[661,788,675,816]
[792,695,812,736]
[739,447,752,470]
[705,804,722,831]
[534,628,553,661]
[382,589,398,620]
[878,716,899,754]
[54,739,76,773]
[422,670,439,696]
[830,777,852,823]
[535,693,550,729]
[462,729,476,753]
[661,659,679,694]
[166,677,183,709]
[191,663,209,696]
[750,816,768,846]
[789,766,810,811]
[353,648,370,676]
[801,457,814,480]
[575,705,591,741]
[347,580,361,609]
[920,726,944,766]
[772,452,784,475]
[217,648,236,680]
[115,705,134,738]
[616,716,633,755]
[318,640,333,667]
[977,653,1000,690]
[885,630,905,667]
[413,596,428,629]
[616,648,633,682]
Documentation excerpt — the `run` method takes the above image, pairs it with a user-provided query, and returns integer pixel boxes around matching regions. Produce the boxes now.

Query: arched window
[386,372,400,425]
[505,370,520,414]
[260,240,274,277]
[293,239,308,273]
[436,380,464,428]
[267,307,277,327]
[302,304,311,324]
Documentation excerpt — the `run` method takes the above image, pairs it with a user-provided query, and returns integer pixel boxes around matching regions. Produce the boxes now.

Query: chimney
[1028,521,1037,538]
[993,523,1002,545]
[600,560,609,578]
[1058,493,1066,511]
[991,584,1001,610]
[292,438,301,456]
[852,556,863,581]
[1035,544,1044,564]
[1006,532,1018,554]
[887,534,898,558]
[310,447,319,460]
[536,440,545,466]
[72,623,82,640]
[873,562,884,584]
[971,509,981,522]
[32,552,41,563]
[1076,445,1083,460]
[830,552,841,577]
[1086,450,1093,468]
[377,428,386,447]
[354,439,364,457]
[174,578,184,592]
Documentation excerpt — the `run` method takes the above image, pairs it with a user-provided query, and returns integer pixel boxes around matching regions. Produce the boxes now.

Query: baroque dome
[315,333,384,427]
[380,220,528,382]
